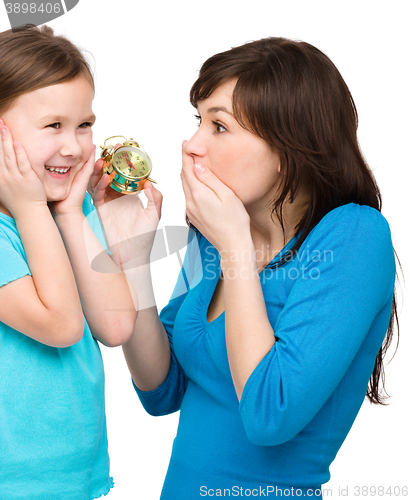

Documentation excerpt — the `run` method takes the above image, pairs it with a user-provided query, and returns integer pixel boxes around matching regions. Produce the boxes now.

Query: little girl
[0,25,137,499]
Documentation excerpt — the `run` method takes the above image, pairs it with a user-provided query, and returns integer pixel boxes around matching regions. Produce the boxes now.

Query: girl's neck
[0,202,13,218]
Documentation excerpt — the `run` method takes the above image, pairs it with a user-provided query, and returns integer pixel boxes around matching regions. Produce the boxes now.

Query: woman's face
[1,76,95,203]
[184,79,281,210]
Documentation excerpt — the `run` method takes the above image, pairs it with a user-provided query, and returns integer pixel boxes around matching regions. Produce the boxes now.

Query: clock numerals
[112,149,150,180]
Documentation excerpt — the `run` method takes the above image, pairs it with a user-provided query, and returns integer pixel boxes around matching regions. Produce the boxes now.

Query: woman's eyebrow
[207,106,233,115]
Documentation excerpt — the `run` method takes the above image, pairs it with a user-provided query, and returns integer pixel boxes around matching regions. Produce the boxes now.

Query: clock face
[112,147,151,179]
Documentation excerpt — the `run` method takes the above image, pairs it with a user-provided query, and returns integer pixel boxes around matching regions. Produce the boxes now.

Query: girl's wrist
[12,203,50,222]
[52,211,85,228]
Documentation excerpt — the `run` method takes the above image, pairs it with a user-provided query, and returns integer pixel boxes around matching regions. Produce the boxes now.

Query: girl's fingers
[13,142,32,175]
[88,158,105,197]
[71,146,96,186]
[93,173,111,208]
[1,125,16,171]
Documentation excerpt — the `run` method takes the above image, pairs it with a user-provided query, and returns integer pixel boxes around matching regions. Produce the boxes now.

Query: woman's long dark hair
[188,37,399,404]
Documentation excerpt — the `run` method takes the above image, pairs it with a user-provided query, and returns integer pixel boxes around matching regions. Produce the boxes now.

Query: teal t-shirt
[0,193,113,500]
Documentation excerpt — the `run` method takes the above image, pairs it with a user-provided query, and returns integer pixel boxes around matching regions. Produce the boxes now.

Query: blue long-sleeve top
[134,203,396,498]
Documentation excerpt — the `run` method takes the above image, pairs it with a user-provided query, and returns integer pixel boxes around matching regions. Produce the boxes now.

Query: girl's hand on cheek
[0,121,47,219]
[51,146,96,217]
[181,141,250,254]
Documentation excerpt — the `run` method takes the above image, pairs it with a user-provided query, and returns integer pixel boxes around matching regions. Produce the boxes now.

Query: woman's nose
[184,129,207,159]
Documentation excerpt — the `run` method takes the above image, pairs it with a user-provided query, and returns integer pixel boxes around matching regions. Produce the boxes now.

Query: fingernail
[194,163,206,173]
[1,127,7,135]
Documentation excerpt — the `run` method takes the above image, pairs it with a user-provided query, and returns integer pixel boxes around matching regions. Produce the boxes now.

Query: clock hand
[123,153,135,171]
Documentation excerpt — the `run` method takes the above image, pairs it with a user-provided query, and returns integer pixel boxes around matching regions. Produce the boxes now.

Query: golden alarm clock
[100,136,155,194]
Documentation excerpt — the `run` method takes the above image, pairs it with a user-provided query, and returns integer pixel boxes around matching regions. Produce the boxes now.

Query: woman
[90,37,398,498]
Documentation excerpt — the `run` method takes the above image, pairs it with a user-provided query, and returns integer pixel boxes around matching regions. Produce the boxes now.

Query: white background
[1,1,409,498]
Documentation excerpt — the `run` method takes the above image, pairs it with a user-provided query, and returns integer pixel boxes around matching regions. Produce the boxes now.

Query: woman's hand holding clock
[88,150,163,268]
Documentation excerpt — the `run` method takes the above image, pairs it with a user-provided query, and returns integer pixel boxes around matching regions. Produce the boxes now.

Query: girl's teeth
[45,166,69,173]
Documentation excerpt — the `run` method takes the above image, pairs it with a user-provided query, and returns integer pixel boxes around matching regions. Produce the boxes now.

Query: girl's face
[1,76,95,203]
[184,79,281,211]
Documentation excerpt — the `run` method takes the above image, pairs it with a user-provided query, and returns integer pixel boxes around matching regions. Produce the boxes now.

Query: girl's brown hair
[189,37,399,405]
[0,24,94,114]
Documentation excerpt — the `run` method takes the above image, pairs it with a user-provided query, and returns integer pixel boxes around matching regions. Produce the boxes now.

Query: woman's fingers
[192,162,233,201]
[181,138,232,202]
[143,180,163,220]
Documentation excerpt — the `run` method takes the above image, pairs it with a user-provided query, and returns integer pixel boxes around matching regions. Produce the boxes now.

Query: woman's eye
[47,123,61,129]
[194,114,202,127]
[79,122,93,129]
[213,121,227,133]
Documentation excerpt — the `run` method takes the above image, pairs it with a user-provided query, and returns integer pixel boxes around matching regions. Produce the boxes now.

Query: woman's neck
[248,187,310,264]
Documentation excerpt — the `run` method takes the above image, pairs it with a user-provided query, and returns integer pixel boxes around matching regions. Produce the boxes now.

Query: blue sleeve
[0,228,31,288]
[133,229,203,416]
[238,205,396,445]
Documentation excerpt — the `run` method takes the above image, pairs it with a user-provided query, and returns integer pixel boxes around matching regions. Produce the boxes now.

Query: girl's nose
[59,133,82,158]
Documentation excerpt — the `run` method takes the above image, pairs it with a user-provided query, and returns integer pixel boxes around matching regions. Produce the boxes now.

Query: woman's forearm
[221,240,276,401]
[122,264,171,392]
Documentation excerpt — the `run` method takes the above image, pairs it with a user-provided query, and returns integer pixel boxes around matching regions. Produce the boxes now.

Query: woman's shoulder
[309,203,392,243]
[294,203,394,270]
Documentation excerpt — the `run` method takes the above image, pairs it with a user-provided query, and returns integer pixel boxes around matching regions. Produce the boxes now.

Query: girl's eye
[194,114,202,127]
[47,123,61,129]
[79,122,93,129]
[212,121,227,133]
